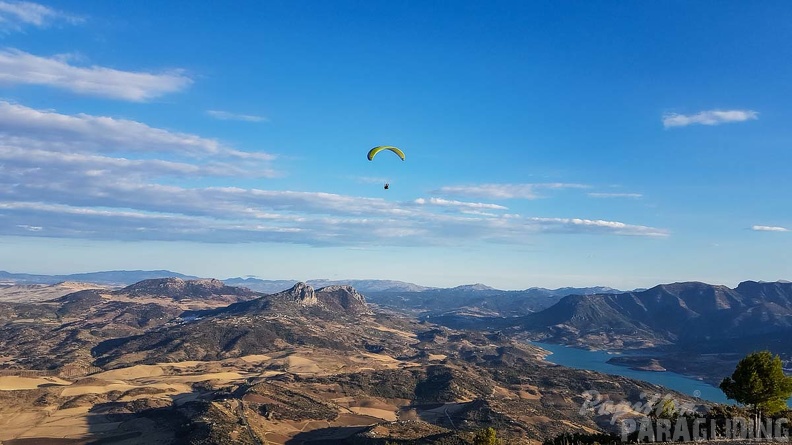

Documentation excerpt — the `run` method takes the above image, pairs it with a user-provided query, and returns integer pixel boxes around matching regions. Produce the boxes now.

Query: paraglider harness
[384,183,390,190]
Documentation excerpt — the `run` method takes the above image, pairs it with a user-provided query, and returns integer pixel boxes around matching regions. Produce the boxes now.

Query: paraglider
[367,146,404,190]
[367,145,405,161]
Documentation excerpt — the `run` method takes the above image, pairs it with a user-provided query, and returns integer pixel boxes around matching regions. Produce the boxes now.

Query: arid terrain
[0,278,705,444]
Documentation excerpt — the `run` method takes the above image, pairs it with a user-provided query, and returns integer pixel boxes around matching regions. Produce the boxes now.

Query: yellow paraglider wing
[367,146,405,161]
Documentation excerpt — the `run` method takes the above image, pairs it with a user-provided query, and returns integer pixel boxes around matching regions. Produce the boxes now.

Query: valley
[418,281,792,388]
[0,276,708,444]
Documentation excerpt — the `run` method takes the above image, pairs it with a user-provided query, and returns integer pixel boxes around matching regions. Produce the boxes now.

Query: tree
[720,350,792,437]
[473,427,500,445]
[649,398,677,420]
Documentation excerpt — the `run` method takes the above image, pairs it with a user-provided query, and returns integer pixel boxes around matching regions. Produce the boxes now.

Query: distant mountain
[1,270,625,313]
[92,283,378,367]
[221,277,300,293]
[0,269,199,286]
[451,283,496,291]
[365,285,626,318]
[530,286,622,296]
[118,277,258,303]
[512,280,792,351]
[205,282,372,317]
[0,270,431,293]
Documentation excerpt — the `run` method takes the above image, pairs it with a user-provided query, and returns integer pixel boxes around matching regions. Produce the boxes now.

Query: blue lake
[532,342,730,404]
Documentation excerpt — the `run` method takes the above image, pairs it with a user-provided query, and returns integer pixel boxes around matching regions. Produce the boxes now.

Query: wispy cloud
[752,225,789,233]
[206,110,268,122]
[0,146,276,179]
[526,217,668,237]
[0,101,273,160]
[588,192,643,199]
[0,101,666,245]
[436,183,588,199]
[0,155,668,244]
[663,110,758,128]
[0,49,191,101]
[0,1,83,32]
[414,197,507,210]
[0,197,668,244]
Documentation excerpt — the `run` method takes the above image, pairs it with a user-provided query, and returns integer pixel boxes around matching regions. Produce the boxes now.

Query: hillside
[476,280,792,385]
[0,278,705,444]
[0,278,262,371]
[514,281,792,348]
[0,281,108,303]
[365,286,623,318]
[413,280,792,386]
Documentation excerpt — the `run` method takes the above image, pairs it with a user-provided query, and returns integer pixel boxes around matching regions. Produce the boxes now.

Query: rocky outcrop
[315,285,372,315]
[205,282,371,318]
[283,282,318,306]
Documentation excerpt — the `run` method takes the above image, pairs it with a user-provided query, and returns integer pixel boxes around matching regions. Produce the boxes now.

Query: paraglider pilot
[367,146,403,191]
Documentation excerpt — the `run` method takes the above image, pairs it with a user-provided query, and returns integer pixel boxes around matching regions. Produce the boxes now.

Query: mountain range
[0,276,692,444]
[423,280,792,385]
[4,271,789,360]
[3,269,791,441]
[517,280,792,348]
[0,270,617,296]
[0,269,199,286]
[364,285,623,318]
[0,269,436,291]
[0,269,623,315]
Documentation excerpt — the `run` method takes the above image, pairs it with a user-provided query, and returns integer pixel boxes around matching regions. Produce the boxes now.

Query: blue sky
[0,1,790,289]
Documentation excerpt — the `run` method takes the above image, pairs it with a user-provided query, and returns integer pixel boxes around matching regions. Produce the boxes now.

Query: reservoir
[532,342,729,404]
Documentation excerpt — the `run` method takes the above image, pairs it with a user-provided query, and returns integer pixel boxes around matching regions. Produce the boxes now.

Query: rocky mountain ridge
[203,282,372,317]
[515,280,792,347]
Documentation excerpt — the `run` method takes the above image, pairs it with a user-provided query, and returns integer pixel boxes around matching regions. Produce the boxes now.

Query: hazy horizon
[2,255,789,292]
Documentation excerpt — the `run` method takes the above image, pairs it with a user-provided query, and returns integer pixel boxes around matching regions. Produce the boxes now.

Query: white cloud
[0,101,274,160]
[0,157,669,244]
[16,224,42,231]
[0,101,666,245]
[526,217,668,237]
[206,110,268,122]
[752,225,789,233]
[0,196,669,245]
[0,49,191,101]
[0,145,276,179]
[0,149,664,243]
[663,110,758,128]
[436,183,588,199]
[588,192,643,199]
[0,1,82,32]
[414,197,508,210]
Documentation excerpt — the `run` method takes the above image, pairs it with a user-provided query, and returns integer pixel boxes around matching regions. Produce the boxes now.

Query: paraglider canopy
[367,146,405,161]
[368,146,403,190]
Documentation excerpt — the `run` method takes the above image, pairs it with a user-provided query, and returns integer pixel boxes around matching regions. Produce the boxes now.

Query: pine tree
[720,350,792,437]
[473,427,500,445]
